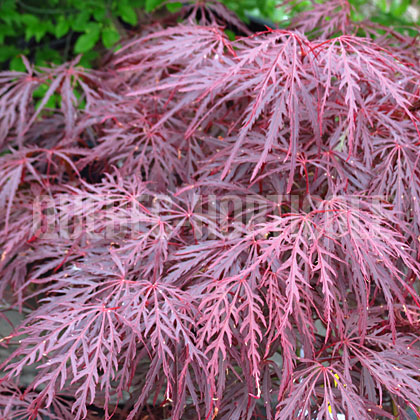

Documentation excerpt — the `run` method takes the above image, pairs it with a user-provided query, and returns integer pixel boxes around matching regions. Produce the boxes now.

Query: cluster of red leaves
[1,1,420,419]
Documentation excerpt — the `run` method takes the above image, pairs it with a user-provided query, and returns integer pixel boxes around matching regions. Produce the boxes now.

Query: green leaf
[9,55,26,72]
[71,11,91,32]
[118,2,137,25]
[0,1,19,26]
[0,45,22,63]
[130,0,145,6]
[224,29,236,41]
[102,26,120,48]
[166,2,182,12]
[55,17,69,38]
[20,14,39,27]
[0,23,14,44]
[390,0,410,17]
[35,47,62,66]
[376,0,388,12]
[93,7,106,21]
[20,14,48,42]
[78,50,99,68]
[145,0,164,12]
[74,23,101,53]
[35,92,59,110]
[32,83,49,99]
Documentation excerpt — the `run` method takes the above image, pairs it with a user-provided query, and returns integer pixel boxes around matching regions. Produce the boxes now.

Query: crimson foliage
[1,1,420,419]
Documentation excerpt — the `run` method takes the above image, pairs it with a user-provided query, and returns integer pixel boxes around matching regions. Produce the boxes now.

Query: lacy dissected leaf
[1,3,420,420]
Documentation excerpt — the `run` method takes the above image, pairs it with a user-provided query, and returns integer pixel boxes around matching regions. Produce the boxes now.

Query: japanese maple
[1,1,420,419]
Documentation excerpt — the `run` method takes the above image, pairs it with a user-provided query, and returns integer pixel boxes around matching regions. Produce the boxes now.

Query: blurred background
[0,0,419,71]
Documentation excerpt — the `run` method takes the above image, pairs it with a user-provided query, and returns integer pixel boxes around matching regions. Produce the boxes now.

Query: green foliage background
[0,0,418,71]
